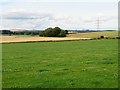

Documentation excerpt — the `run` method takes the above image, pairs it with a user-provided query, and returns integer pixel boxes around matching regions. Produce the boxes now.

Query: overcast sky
[0,0,118,30]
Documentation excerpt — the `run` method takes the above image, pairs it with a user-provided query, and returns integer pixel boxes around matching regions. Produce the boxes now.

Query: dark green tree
[44,27,53,37]
[65,30,68,34]
[58,30,66,37]
[39,27,66,37]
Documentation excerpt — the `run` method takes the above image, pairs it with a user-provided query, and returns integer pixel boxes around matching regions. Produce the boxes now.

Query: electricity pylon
[97,17,100,31]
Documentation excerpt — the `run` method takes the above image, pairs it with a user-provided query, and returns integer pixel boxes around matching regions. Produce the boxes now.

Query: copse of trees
[39,27,67,37]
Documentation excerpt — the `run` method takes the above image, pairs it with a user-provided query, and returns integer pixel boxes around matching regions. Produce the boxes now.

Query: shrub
[65,30,68,34]
[100,36,104,38]
[116,36,120,39]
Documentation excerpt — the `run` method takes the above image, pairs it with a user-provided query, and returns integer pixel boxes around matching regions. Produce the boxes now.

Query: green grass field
[2,39,118,88]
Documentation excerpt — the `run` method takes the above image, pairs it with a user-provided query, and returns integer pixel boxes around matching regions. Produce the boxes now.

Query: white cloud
[2,10,80,29]
[1,2,118,30]
[1,10,118,30]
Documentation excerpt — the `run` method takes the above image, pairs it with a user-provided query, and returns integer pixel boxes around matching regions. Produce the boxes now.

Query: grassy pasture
[68,31,118,38]
[2,39,118,88]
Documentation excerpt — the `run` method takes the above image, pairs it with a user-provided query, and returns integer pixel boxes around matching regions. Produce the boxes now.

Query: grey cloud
[3,12,54,20]
[1,11,83,30]
[2,11,54,29]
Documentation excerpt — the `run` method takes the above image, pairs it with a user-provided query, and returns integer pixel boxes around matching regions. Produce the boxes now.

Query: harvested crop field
[1,31,118,43]
[1,36,91,43]
[68,31,118,38]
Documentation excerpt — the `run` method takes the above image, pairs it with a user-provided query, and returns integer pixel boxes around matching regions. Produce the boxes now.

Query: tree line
[0,27,68,37]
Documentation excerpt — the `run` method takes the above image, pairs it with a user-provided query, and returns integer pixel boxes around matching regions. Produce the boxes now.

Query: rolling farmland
[2,39,118,88]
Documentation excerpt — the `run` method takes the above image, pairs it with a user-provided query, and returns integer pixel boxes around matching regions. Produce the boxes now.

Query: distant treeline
[0,29,116,36]
[0,30,40,36]
[0,27,68,37]
[67,30,116,33]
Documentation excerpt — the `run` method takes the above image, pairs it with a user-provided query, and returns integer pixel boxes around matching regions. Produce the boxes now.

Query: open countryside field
[1,31,118,43]
[67,31,118,38]
[2,39,118,88]
[1,36,91,43]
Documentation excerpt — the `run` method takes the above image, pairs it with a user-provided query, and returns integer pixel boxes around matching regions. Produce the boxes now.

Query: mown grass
[2,39,118,88]
[68,31,118,38]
